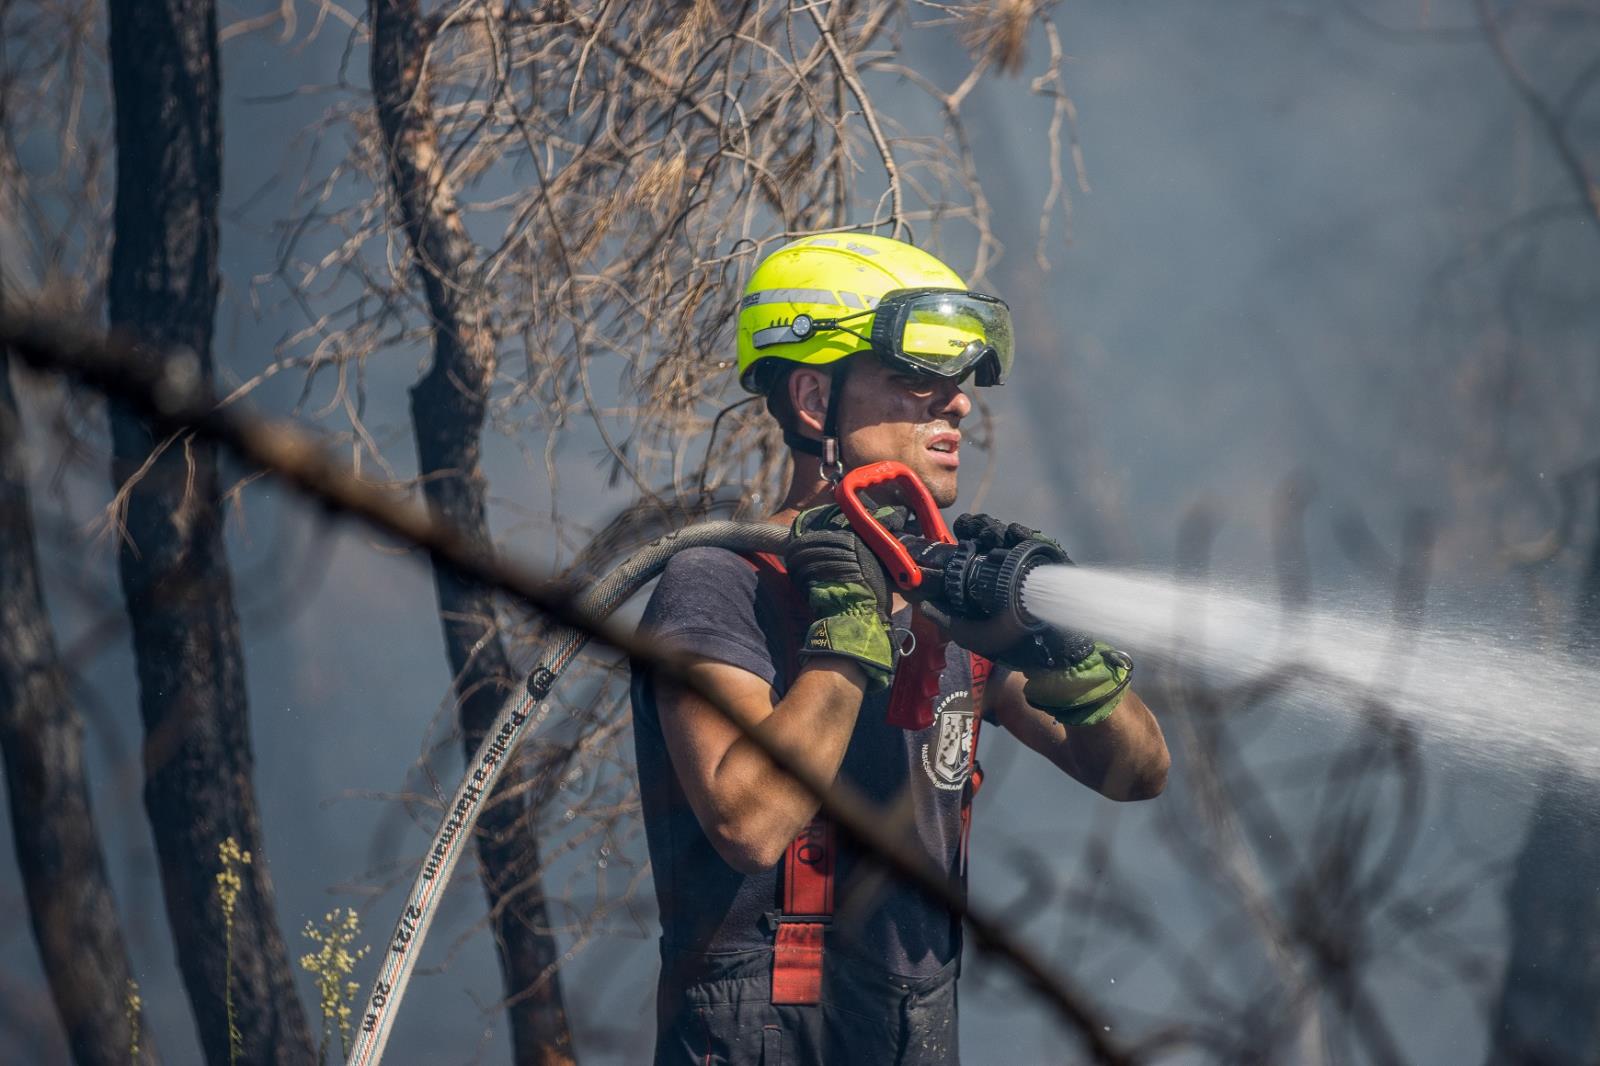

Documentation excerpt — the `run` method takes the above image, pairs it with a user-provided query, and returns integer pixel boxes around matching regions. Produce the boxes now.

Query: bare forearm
[1057,688,1169,800]
[993,669,1169,801]
[712,661,867,862]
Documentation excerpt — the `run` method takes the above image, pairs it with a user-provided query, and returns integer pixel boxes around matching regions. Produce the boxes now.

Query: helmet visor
[877,290,1013,386]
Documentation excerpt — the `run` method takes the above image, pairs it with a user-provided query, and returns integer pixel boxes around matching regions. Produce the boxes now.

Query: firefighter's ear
[789,367,832,435]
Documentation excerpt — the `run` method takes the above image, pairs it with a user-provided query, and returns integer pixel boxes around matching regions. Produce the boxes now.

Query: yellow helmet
[737,233,972,393]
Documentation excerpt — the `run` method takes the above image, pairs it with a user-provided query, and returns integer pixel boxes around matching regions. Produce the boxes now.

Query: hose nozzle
[832,460,1066,641]
[896,533,1067,643]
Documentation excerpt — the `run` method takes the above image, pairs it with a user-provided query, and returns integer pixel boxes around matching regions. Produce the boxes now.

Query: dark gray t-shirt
[630,546,986,979]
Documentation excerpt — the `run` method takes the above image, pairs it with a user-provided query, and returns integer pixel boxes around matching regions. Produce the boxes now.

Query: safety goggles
[756,287,1014,387]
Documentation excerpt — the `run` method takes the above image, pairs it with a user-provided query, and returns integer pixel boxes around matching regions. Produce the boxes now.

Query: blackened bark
[0,347,156,1065]
[1489,483,1600,1065]
[369,3,574,1063]
[105,1,313,1062]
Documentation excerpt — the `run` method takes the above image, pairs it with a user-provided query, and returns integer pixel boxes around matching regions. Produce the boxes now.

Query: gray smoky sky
[3,1,1597,1062]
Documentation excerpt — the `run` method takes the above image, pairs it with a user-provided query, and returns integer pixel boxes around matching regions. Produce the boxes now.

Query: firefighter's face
[831,357,973,508]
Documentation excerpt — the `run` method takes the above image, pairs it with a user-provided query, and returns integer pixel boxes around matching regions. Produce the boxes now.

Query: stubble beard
[922,464,958,509]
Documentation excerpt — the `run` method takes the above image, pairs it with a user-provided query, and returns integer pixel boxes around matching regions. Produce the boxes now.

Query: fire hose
[347,462,1069,1064]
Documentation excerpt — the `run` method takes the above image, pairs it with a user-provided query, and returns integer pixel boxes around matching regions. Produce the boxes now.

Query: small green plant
[216,836,252,1065]
[126,978,142,1061]
[300,907,370,1064]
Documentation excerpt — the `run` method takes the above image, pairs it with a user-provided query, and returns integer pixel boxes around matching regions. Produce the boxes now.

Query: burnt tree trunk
[1490,480,1600,1065]
[369,2,574,1063]
[105,1,313,1062]
[0,346,156,1065]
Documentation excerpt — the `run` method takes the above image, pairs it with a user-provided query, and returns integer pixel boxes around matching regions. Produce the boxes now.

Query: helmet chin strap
[783,361,849,484]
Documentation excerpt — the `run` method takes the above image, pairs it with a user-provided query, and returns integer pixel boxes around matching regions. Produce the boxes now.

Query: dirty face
[834,355,973,508]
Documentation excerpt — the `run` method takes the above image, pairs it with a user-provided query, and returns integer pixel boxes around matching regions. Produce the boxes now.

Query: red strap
[771,816,833,1004]
[744,551,805,681]
[749,550,788,578]
[958,653,992,877]
[741,555,990,1001]
[741,553,835,1004]
[772,923,825,1004]
[885,609,946,731]
[783,816,835,913]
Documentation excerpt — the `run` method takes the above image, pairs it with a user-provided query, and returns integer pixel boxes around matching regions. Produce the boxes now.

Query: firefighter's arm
[986,670,1169,800]
[656,656,868,874]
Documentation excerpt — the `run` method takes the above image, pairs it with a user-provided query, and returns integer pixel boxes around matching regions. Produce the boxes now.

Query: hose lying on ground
[346,520,790,1066]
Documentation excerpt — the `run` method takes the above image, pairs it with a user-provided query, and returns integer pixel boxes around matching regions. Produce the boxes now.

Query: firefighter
[630,233,1169,1064]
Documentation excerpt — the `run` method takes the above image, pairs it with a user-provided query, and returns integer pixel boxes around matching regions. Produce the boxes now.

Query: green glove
[783,505,900,690]
[951,512,1134,726]
[1020,642,1134,727]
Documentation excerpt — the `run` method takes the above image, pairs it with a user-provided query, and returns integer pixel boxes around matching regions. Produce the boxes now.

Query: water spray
[1023,564,1600,779]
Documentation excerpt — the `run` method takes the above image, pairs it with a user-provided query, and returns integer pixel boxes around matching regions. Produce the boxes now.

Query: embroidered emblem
[920,689,974,791]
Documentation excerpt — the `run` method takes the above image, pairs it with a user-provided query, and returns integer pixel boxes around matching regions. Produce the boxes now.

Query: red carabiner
[835,461,955,590]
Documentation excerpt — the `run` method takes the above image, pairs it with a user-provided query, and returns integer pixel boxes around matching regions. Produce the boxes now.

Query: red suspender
[770,817,833,1003]
[959,653,992,878]
[743,553,835,1005]
[884,610,946,730]
[741,554,990,1005]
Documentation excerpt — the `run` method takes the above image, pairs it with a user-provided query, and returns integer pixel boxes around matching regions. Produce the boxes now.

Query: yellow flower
[216,837,253,1064]
[300,906,370,1061]
[126,978,142,1060]
[215,837,253,924]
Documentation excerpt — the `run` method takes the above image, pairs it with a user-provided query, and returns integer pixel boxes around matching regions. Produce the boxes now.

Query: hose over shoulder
[576,520,791,618]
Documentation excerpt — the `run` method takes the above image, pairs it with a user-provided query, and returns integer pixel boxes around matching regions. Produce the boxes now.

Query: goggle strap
[822,361,845,442]
[782,428,825,458]
[780,361,848,478]
[820,362,847,482]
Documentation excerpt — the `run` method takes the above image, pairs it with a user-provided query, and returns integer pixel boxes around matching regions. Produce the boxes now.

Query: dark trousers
[654,940,961,1065]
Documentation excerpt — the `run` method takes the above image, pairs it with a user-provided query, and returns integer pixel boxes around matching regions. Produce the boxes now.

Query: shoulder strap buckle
[764,910,833,931]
